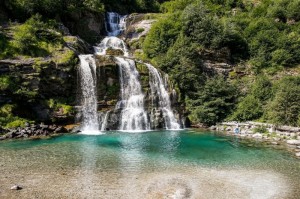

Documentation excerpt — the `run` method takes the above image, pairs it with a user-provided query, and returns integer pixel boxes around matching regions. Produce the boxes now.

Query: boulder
[286,140,300,145]
[296,152,300,157]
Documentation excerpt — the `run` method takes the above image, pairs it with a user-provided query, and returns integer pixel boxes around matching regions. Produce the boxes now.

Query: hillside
[0,0,300,130]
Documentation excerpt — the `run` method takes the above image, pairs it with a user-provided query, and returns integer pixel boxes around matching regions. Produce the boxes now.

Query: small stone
[297,146,300,149]
[271,142,278,145]
[10,185,22,190]
[296,152,300,157]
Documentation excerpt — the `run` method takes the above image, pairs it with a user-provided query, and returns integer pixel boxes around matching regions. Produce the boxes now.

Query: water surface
[0,130,299,199]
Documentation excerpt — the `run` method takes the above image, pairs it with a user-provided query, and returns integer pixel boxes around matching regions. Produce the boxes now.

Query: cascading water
[105,12,127,37]
[78,11,181,132]
[100,111,110,131]
[116,57,150,131]
[78,55,99,133]
[145,63,181,130]
[94,36,129,57]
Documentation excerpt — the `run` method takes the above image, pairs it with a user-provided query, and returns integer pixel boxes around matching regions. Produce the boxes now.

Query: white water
[116,57,150,131]
[78,55,100,133]
[94,12,129,57]
[94,36,129,57]
[78,12,181,132]
[105,12,127,37]
[100,111,110,131]
[145,63,181,130]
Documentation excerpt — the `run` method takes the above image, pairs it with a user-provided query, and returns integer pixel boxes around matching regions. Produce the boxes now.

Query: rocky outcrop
[0,123,67,140]
[0,35,91,126]
[63,11,106,44]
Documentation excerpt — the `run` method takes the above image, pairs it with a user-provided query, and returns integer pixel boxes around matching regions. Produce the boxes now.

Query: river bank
[209,122,300,158]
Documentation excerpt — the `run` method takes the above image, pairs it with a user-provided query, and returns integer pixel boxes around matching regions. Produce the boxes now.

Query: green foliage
[5,119,28,128]
[266,77,300,126]
[230,95,263,122]
[253,125,268,134]
[250,75,273,102]
[161,0,194,13]
[10,14,63,57]
[0,75,18,92]
[182,3,223,49]
[0,104,30,128]
[83,0,105,13]
[106,84,120,98]
[143,13,181,58]
[187,76,237,125]
[230,75,272,122]
[136,28,145,33]
[46,98,74,115]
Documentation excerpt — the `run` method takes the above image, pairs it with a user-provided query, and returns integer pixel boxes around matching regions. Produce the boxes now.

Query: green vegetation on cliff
[141,0,300,126]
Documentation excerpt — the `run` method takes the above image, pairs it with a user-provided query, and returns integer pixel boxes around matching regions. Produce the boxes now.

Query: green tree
[230,95,263,122]
[187,76,237,125]
[143,13,181,58]
[267,77,300,126]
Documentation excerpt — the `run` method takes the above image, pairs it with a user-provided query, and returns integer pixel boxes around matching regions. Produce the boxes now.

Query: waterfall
[100,111,110,131]
[105,12,127,37]
[78,55,99,133]
[116,57,150,131]
[145,63,181,130]
[77,11,181,132]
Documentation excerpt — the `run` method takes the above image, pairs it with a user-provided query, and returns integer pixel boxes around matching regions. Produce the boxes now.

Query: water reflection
[119,133,149,173]
[76,136,100,196]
